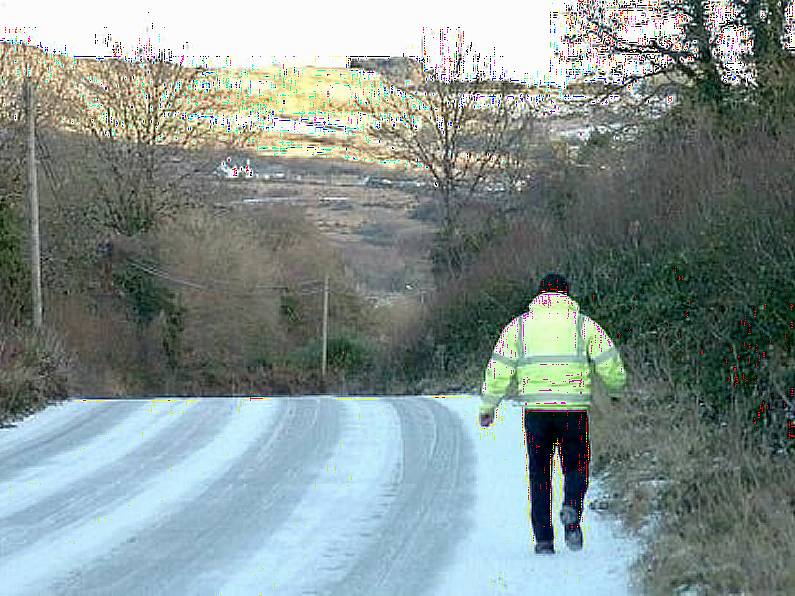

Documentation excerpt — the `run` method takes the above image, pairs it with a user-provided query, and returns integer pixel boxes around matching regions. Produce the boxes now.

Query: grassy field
[2,42,408,161]
[7,42,562,164]
[201,64,386,159]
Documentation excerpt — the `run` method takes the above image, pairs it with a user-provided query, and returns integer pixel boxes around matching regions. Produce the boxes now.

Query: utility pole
[26,77,42,331]
[321,273,329,390]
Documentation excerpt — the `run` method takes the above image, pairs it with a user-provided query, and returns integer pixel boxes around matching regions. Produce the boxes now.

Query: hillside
[2,42,587,163]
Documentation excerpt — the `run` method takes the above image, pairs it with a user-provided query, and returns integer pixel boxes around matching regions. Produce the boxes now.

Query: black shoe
[560,505,583,551]
[534,540,555,555]
[564,525,583,551]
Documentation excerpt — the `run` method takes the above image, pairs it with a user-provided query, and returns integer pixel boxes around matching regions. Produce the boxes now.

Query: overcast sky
[0,0,565,83]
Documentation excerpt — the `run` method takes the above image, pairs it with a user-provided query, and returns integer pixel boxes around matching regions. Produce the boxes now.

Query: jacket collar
[529,292,580,312]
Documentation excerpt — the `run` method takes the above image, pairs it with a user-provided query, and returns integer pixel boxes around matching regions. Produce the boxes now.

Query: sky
[0,0,565,84]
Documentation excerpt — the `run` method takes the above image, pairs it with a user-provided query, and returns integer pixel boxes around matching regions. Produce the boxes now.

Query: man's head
[538,272,569,295]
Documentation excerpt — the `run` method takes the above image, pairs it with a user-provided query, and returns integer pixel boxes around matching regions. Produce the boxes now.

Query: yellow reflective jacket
[480,291,627,414]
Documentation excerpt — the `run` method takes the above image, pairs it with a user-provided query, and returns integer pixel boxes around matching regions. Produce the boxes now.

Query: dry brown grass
[0,323,70,423]
[41,197,351,396]
[589,345,795,594]
[155,207,285,371]
[48,294,136,396]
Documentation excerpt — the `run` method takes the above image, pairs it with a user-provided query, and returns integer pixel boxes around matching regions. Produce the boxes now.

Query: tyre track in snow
[1,395,639,595]
[0,399,104,454]
[216,398,404,595]
[0,397,282,594]
[0,400,143,478]
[2,396,476,595]
[324,396,476,596]
[0,399,238,556]
[0,399,221,519]
[44,397,342,595]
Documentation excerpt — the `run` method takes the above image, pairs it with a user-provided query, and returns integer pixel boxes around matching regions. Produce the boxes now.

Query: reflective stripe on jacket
[480,292,627,414]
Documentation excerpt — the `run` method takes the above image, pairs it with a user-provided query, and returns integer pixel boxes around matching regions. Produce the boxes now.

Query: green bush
[0,199,29,325]
[161,297,186,371]
[286,333,376,374]
[112,262,176,328]
[397,272,528,383]
[577,217,795,453]
[328,335,375,371]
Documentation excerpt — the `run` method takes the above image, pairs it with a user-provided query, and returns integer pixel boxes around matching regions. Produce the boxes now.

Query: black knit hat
[538,272,569,295]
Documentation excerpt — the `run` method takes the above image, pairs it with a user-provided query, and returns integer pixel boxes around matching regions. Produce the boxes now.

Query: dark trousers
[523,409,590,543]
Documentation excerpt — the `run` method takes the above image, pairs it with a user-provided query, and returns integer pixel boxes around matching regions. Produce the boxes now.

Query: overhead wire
[125,258,371,299]
[127,259,220,292]
[35,130,63,201]
[127,258,297,292]
[29,129,372,303]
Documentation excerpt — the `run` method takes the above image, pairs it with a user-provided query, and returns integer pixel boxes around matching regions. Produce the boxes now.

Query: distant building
[216,157,255,179]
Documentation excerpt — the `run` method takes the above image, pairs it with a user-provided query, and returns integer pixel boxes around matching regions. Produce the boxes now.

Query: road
[0,396,640,595]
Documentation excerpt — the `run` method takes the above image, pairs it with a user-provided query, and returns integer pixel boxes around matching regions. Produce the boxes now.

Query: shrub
[0,199,29,326]
[286,333,376,374]
[0,325,70,424]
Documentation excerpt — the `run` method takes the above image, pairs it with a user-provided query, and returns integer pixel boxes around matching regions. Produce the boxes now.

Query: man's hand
[480,411,494,428]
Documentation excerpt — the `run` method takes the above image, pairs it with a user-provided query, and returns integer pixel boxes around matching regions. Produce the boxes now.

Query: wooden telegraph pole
[321,273,329,390]
[25,78,43,330]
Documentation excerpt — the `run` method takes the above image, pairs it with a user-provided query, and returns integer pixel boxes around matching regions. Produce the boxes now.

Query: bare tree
[0,41,75,202]
[70,35,254,236]
[560,0,795,112]
[0,41,75,125]
[564,1,733,105]
[738,0,795,122]
[356,29,535,277]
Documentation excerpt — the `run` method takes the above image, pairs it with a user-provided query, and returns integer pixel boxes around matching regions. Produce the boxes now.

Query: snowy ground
[0,395,641,595]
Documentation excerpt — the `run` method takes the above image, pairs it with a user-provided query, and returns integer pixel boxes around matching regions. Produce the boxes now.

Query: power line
[125,258,354,298]
[292,287,326,296]
[287,278,327,290]
[127,259,212,292]
[127,259,284,296]
[34,131,58,190]
[127,258,294,291]
[125,259,377,300]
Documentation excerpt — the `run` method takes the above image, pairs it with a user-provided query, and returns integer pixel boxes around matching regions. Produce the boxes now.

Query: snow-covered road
[0,396,640,595]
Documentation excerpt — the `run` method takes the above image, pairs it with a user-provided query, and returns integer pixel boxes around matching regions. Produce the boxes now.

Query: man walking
[479,273,627,555]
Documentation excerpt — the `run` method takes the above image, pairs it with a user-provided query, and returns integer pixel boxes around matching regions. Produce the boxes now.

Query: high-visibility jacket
[480,291,626,414]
